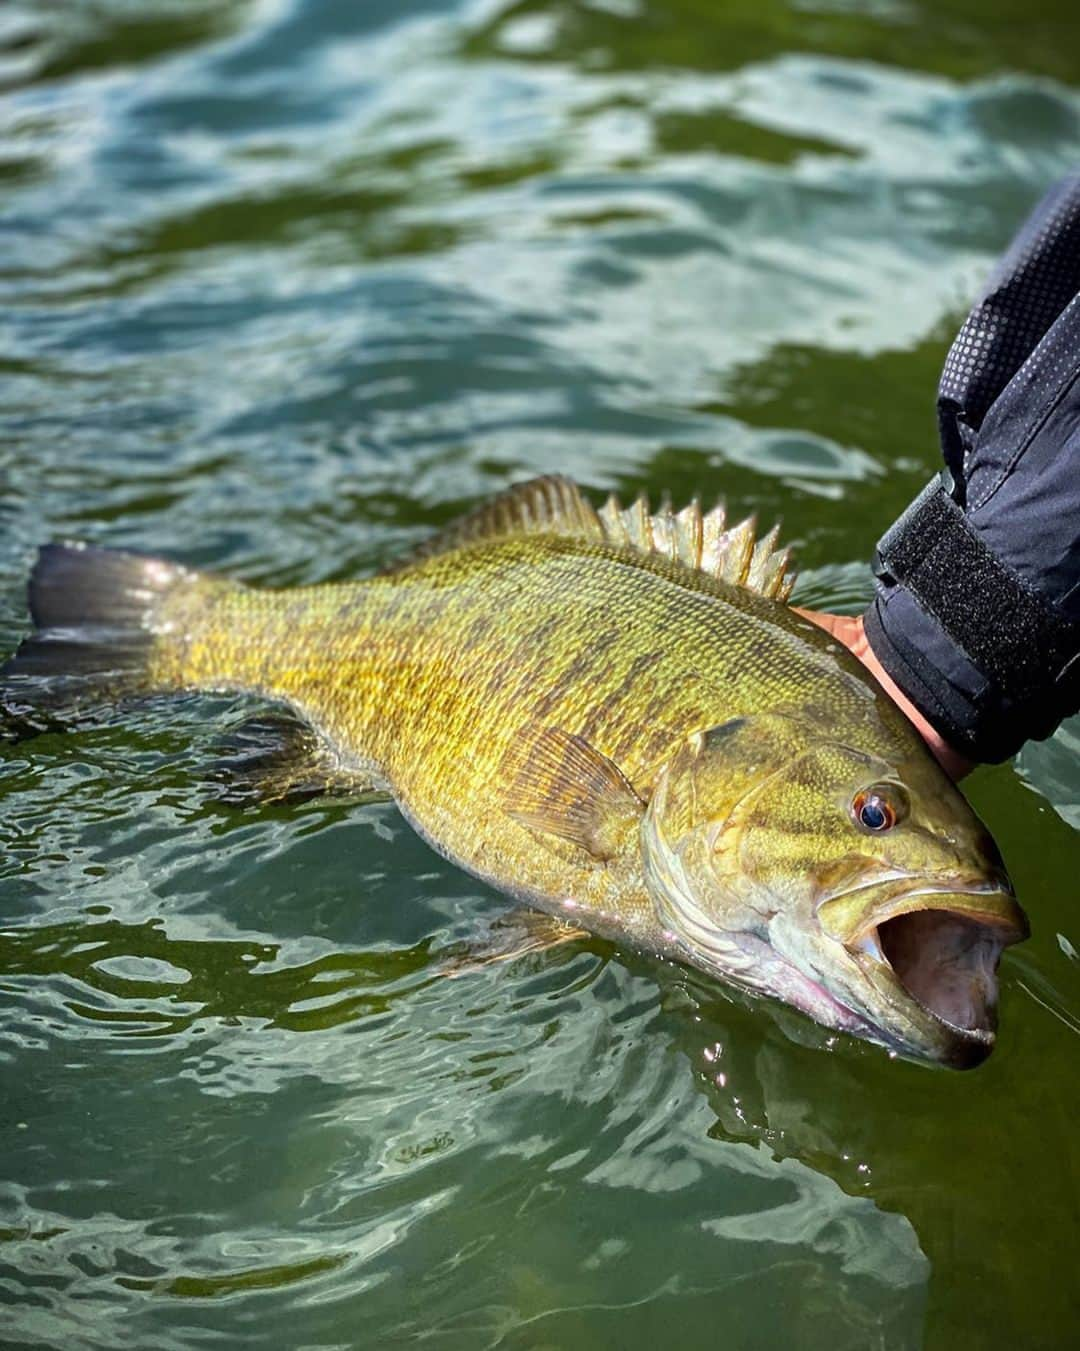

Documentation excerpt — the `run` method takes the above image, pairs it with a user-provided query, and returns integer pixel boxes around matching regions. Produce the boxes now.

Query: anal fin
[211,712,389,807]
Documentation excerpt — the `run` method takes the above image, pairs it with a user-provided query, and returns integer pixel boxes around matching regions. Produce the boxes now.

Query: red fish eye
[852,789,897,833]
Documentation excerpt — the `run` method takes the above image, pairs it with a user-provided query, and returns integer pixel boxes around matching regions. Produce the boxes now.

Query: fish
[0,475,1028,1067]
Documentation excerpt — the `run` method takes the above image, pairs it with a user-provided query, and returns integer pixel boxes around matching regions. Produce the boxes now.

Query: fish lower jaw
[671,925,885,1044]
[643,842,948,1055]
[842,948,999,1067]
[767,956,995,1064]
[669,911,999,1065]
[721,920,997,1063]
[671,917,992,1063]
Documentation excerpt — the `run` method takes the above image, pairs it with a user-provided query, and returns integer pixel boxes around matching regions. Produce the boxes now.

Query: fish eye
[851,785,905,833]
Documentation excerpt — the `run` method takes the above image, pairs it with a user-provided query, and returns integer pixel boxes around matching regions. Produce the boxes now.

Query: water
[1,2,1078,1348]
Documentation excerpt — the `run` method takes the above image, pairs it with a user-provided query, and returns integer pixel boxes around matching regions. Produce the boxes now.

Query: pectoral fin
[211,712,390,807]
[439,908,590,977]
[503,725,644,860]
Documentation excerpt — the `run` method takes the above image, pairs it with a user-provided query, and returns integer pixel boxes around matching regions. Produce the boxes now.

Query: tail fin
[1,542,230,731]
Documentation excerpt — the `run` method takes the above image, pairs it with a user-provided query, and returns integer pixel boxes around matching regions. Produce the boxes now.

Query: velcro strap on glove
[873,474,1080,725]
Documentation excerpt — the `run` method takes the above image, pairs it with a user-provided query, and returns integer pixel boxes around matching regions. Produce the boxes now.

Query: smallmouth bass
[0,476,1028,1066]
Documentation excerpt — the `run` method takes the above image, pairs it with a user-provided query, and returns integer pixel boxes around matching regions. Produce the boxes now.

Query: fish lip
[821,878,1027,1067]
[818,874,1028,946]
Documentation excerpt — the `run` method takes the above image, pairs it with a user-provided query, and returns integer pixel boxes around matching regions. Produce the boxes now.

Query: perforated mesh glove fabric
[865,176,1080,762]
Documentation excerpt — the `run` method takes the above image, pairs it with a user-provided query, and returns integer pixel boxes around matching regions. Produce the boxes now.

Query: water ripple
[2,3,1079,1349]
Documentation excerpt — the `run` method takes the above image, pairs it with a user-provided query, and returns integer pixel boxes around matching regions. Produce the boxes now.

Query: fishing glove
[864,175,1080,763]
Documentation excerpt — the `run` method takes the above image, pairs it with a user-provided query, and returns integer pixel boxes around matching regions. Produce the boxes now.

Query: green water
[1,2,1079,1348]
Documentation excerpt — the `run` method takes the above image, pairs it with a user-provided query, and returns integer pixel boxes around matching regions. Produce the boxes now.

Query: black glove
[865,176,1080,763]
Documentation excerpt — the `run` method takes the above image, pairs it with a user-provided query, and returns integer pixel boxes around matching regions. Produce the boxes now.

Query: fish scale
[0,477,1028,1064]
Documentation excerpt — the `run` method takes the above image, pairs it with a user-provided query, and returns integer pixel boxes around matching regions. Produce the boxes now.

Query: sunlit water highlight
[1,3,1079,1349]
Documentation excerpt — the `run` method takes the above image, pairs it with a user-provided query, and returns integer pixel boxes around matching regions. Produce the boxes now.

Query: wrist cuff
[866,474,1080,761]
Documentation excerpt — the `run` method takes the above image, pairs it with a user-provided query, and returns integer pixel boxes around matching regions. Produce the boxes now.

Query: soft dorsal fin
[379,476,603,573]
[383,475,796,600]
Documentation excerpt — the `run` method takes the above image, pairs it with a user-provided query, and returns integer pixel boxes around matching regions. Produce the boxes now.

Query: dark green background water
[1,3,1078,1348]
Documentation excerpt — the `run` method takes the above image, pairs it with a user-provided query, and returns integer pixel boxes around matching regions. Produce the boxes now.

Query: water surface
[1,3,1079,1348]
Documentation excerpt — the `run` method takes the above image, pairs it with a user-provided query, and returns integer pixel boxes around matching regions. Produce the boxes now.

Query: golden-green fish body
[1,477,1028,1066]
[164,538,832,916]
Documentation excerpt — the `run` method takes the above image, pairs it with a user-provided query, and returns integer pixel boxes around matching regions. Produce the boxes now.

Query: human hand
[794,609,973,781]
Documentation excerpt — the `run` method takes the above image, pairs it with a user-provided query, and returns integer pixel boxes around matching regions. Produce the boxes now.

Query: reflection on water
[2,2,1079,1349]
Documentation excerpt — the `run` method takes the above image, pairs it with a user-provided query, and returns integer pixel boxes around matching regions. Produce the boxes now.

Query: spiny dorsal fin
[596,492,795,601]
[385,475,796,600]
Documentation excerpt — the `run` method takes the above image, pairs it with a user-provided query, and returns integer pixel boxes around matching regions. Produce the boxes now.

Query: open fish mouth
[833,881,1029,1067]
[646,789,1028,1067]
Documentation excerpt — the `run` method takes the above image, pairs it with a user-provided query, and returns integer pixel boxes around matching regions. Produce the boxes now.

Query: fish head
[642,712,1027,1068]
